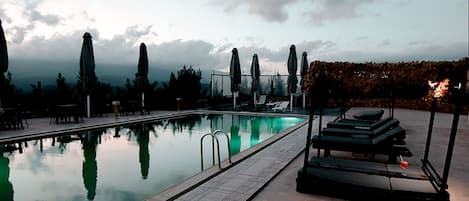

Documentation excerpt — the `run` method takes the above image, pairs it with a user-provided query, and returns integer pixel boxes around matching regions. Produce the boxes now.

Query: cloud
[0,6,12,23]
[210,0,300,22]
[211,0,375,24]
[408,40,428,46]
[9,24,36,44]
[307,0,374,25]
[378,39,390,47]
[22,0,62,26]
[318,41,468,62]
[355,36,368,41]
[124,25,157,39]
[7,21,466,83]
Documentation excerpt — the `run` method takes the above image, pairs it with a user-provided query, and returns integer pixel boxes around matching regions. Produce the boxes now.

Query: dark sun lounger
[312,126,411,161]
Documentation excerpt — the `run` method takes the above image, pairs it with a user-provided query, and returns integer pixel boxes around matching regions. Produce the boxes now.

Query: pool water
[0,114,304,201]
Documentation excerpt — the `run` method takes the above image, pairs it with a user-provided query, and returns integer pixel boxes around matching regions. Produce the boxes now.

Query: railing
[200,129,232,171]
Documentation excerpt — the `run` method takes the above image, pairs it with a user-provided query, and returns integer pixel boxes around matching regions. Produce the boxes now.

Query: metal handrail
[212,129,232,163]
[200,130,232,171]
[200,133,221,170]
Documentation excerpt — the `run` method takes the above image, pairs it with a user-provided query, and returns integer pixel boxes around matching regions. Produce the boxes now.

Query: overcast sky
[0,0,467,75]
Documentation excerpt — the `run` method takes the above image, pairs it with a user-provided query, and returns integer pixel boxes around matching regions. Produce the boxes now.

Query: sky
[0,0,468,77]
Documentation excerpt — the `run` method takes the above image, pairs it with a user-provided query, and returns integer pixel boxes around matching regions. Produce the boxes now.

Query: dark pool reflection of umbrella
[229,116,241,155]
[82,132,98,200]
[300,52,308,108]
[230,48,241,110]
[136,43,149,113]
[0,155,13,201]
[250,54,260,104]
[287,45,298,112]
[136,125,150,179]
[250,118,260,147]
[0,20,8,107]
[80,32,96,118]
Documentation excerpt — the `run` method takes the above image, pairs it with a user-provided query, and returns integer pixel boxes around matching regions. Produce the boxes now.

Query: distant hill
[7,59,215,92]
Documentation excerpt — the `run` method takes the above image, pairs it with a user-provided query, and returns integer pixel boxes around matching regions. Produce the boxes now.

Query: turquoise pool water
[0,114,304,201]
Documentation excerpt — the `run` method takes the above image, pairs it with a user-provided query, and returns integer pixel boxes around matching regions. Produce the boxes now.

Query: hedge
[304,58,469,112]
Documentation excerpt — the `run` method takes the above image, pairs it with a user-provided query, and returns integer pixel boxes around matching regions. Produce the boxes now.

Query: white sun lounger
[272,101,289,112]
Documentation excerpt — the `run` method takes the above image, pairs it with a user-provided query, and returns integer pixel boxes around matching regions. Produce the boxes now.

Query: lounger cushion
[322,120,402,138]
[305,166,391,190]
[327,117,394,130]
[353,109,384,120]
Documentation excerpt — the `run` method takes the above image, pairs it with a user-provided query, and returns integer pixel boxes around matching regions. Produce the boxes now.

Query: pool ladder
[200,129,232,171]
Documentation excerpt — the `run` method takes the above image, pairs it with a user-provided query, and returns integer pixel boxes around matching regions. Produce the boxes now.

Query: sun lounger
[272,101,289,112]
[297,162,445,201]
[323,116,407,146]
[312,126,411,161]
[308,157,428,180]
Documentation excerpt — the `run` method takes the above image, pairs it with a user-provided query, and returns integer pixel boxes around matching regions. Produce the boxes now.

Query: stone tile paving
[0,110,190,142]
[174,115,336,201]
[252,108,469,201]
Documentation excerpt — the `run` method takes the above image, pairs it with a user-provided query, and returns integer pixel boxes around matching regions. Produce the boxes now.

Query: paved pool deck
[0,110,190,143]
[252,108,469,201]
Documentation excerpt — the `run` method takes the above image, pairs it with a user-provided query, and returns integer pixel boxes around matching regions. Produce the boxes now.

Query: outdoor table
[0,107,23,129]
[55,104,81,123]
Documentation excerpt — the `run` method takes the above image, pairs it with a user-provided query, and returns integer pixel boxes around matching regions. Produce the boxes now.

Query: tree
[31,81,45,112]
[56,73,71,104]
[176,65,202,101]
[165,65,202,104]
[274,73,284,96]
[1,72,20,106]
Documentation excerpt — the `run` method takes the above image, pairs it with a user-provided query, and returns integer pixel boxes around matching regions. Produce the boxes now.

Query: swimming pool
[0,113,304,201]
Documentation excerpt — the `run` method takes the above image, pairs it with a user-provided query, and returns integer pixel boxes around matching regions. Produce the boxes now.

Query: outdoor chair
[255,95,267,106]
[253,95,267,111]
[0,108,24,130]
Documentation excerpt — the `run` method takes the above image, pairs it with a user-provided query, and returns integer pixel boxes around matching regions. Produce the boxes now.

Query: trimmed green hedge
[304,58,469,112]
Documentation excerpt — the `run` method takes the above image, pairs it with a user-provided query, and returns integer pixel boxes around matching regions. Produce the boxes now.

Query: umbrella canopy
[136,43,149,91]
[0,19,7,75]
[230,48,241,93]
[300,52,308,91]
[0,19,8,107]
[79,32,96,94]
[287,45,298,94]
[250,54,260,93]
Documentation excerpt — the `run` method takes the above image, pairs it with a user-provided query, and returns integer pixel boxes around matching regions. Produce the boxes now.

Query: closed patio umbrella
[230,48,241,110]
[250,54,260,104]
[287,45,298,111]
[0,20,8,107]
[136,43,149,114]
[79,32,96,118]
[300,52,308,108]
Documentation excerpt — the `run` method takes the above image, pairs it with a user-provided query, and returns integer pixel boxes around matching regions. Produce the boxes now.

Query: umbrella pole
[302,93,306,108]
[233,92,236,110]
[290,94,293,112]
[87,94,91,118]
[141,92,145,114]
[253,91,256,104]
